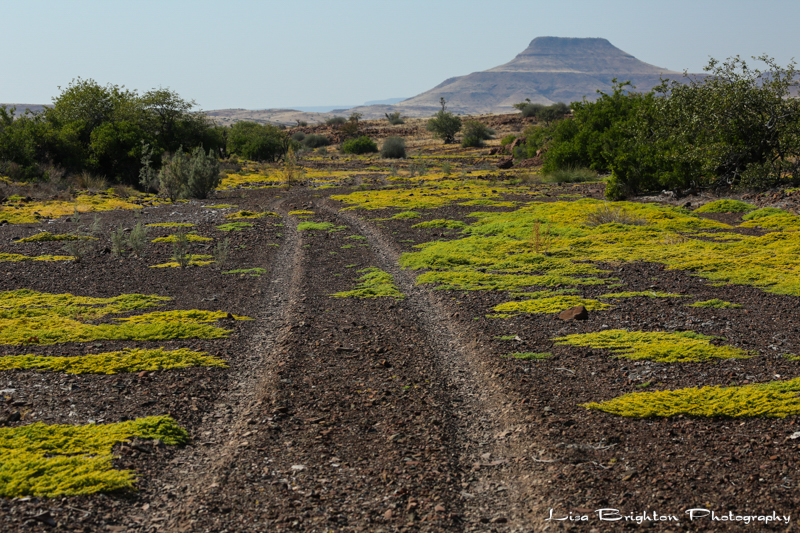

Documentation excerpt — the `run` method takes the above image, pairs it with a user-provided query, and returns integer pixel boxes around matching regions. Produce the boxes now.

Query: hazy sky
[2,0,798,110]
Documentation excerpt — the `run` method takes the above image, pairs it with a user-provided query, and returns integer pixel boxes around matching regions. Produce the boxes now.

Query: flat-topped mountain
[392,37,684,114]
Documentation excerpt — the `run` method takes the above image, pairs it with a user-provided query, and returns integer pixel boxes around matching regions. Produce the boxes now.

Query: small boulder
[558,305,588,321]
[497,157,513,169]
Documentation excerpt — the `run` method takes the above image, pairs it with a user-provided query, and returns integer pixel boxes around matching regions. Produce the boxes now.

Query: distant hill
[391,37,685,115]
[0,103,51,115]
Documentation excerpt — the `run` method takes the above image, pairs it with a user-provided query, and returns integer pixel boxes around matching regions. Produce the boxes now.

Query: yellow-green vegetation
[420,271,604,292]
[0,289,170,319]
[458,199,517,207]
[145,222,194,228]
[412,219,467,230]
[331,179,523,211]
[223,268,267,277]
[742,207,788,220]
[507,352,551,360]
[739,210,800,231]
[205,204,237,209]
[400,199,800,296]
[225,210,277,219]
[298,221,334,231]
[332,267,404,299]
[392,211,422,219]
[13,232,95,243]
[288,210,315,215]
[0,289,244,345]
[118,309,250,323]
[694,199,756,213]
[216,222,253,231]
[583,377,800,418]
[0,416,187,497]
[689,298,742,309]
[150,255,214,268]
[0,253,75,262]
[553,329,751,363]
[0,193,152,225]
[151,234,213,243]
[491,296,610,316]
[600,291,686,298]
[0,348,226,374]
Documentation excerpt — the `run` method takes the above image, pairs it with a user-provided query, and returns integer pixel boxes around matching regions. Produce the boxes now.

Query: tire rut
[321,200,551,531]
[142,198,305,532]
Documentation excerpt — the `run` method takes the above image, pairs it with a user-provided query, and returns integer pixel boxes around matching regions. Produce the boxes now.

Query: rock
[559,305,588,321]
[509,137,524,153]
[488,146,503,155]
[497,157,513,169]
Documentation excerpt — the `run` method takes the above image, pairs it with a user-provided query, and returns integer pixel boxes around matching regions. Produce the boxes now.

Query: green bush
[500,134,517,146]
[380,137,406,158]
[385,112,405,125]
[158,150,190,202]
[226,122,289,162]
[158,146,220,200]
[291,131,306,142]
[325,116,347,126]
[341,136,378,155]
[426,98,462,144]
[183,147,221,199]
[0,82,224,187]
[461,120,495,148]
[302,134,329,149]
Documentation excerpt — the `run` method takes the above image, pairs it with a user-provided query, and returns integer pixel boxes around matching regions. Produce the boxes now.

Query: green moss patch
[225,210,277,219]
[694,199,756,213]
[13,232,95,243]
[583,378,800,418]
[412,219,467,230]
[600,291,686,298]
[0,290,246,345]
[0,348,226,374]
[0,416,187,497]
[205,204,237,209]
[0,253,75,262]
[741,207,788,220]
[392,211,422,219]
[507,352,551,360]
[332,267,404,299]
[298,221,335,231]
[491,296,610,315]
[553,329,751,363]
[688,298,742,309]
[223,268,267,276]
[216,222,253,231]
[150,255,214,268]
[399,200,800,296]
[288,210,315,215]
[151,235,213,243]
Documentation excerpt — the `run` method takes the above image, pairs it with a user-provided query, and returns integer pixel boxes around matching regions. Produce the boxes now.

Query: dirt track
[3,174,800,532]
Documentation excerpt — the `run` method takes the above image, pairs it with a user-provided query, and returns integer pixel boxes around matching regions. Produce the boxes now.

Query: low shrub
[302,134,330,149]
[694,199,757,213]
[380,136,406,159]
[540,166,599,184]
[584,203,648,227]
[461,120,495,148]
[325,116,346,126]
[291,131,306,142]
[341,136,378,155]
[385,112,405,125]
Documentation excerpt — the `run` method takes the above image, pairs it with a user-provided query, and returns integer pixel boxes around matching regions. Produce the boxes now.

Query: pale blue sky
[2,0,798,110]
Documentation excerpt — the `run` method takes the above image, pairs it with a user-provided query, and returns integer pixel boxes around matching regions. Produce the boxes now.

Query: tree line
[513,55,800,198]
[0,78,298,188]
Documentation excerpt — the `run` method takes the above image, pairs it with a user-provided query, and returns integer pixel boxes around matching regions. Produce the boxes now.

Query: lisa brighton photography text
[546,508,792,526]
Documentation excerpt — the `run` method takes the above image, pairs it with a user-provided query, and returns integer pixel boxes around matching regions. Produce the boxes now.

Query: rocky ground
[2,144,800,532]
